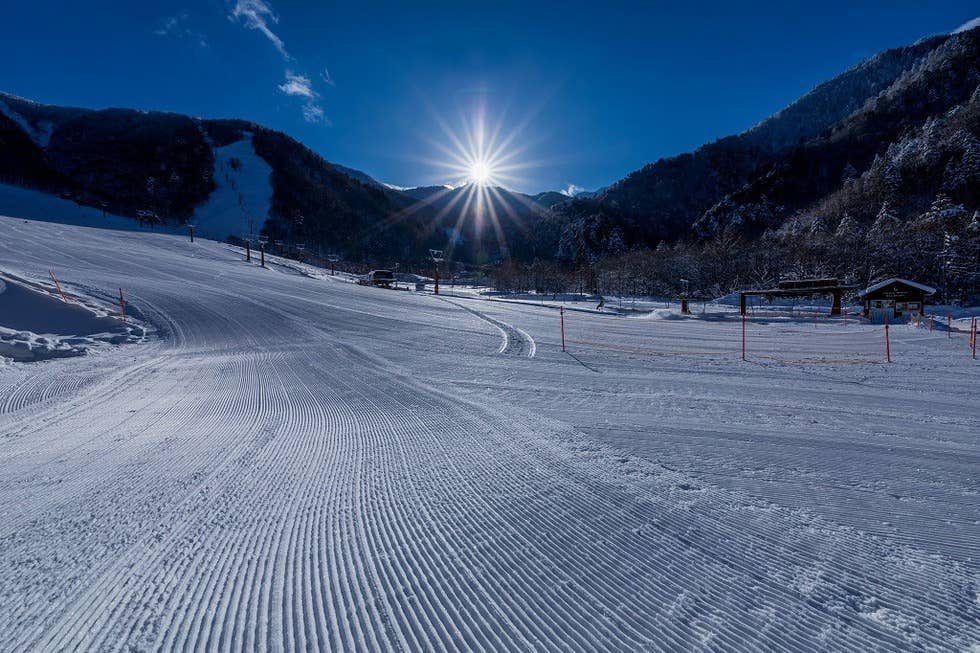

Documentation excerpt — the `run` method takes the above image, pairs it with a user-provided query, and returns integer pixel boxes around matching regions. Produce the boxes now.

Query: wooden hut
[858,278,935,323]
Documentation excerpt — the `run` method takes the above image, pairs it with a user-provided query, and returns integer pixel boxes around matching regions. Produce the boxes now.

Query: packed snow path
[0,216,978,652]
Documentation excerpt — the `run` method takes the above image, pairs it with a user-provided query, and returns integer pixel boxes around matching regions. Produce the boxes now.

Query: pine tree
[870,202,900,233]
[808,213,831,237]
[922,194,965,225]
[835,212,863,240]
[941,132,980,200]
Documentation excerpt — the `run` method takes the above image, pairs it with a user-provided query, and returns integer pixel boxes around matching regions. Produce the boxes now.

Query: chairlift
[429,249,444,262]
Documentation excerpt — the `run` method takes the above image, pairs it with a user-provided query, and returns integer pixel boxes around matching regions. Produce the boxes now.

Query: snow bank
[0,183,158,232]
[0,275,145,362]
[192,134,272,241]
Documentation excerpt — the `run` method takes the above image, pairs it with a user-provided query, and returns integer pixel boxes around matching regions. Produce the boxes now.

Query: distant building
[858,278,936,323]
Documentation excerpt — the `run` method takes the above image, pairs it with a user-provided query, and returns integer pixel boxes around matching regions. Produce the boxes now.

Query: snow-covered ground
[0,183,179,233]
[0,214,978,652]
[0,273,144,361]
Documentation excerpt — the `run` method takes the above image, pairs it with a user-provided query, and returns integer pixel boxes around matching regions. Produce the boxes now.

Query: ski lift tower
[258,235,269,267]
[241,232,252,262]
[429,249,445,295]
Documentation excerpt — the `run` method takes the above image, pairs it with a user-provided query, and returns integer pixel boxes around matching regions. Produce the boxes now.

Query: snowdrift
[0,275,145,362]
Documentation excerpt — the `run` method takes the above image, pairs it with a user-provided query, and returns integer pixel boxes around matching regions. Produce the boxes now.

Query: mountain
[0,92,557,265]
[536,26,980,300]
[331,163,386,189]
[2,25,979,293]
[0,94,448,262]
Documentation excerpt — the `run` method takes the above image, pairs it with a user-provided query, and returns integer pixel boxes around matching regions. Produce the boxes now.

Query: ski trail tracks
[0,216,978,652]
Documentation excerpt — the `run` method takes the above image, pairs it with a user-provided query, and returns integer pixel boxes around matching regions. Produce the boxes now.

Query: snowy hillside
[0,214,978,651]
[192,134,272,241]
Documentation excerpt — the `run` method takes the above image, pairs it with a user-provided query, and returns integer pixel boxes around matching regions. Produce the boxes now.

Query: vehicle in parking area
[358,270,396,288]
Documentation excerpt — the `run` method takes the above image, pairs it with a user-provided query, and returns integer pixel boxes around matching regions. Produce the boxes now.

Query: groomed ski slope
[0,215,978,652]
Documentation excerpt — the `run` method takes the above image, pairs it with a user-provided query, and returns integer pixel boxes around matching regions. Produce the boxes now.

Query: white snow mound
[0,276,145,362]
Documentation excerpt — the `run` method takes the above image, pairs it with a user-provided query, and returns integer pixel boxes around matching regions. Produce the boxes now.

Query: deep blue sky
[1,1,977,193]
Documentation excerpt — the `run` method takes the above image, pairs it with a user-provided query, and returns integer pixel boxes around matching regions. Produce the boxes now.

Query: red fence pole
[741,314,747,361]
[560,306,566,352]
[971,317,977,360]
[48,270,68,303]
[884,316,891,364]
[118,288,127,322]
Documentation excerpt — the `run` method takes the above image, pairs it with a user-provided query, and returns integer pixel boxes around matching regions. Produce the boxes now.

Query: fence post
[48,270,69,303]
[929,312,934,332]
[260,244,265,268]
[884,316,891,364]
[971,317,977,360]
[560,306,566,352]
[245,240,251,262]
[118,288,127,322]
[948,314,952,338]
[741,314,746,361]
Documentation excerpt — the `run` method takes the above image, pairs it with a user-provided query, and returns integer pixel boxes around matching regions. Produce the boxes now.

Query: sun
[397,97,546,258]
[469,160,492,185]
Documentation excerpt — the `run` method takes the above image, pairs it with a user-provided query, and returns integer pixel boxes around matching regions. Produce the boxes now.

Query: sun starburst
[400,100,548,258]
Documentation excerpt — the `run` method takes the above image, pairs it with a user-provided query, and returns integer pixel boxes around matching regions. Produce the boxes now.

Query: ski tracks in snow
[0,217,978,651]
[438,297,536,358]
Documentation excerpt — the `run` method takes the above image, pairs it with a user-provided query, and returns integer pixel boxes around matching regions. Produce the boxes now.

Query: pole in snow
[245,240,251,262]
[260,244,265,268]
[884,316,891,364]
[429,249,444,295]
[118,288,127,322]
[971,317,976,360]
[48,270,69,303]
[948,314,952,338]
[560,306,566,352]
[741,314,747,361]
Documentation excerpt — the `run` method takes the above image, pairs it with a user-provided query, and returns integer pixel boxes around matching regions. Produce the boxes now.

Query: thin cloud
[279,71,315,98]
[229,0,289,59]
[229,0,331,124]
[155,12,209,48]
[302,104,326,124]
[279,71,326,123]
